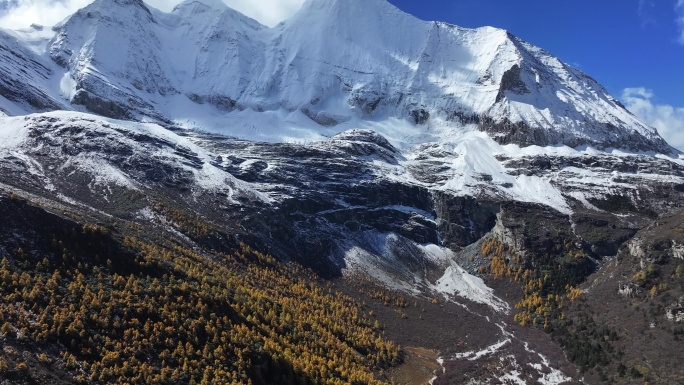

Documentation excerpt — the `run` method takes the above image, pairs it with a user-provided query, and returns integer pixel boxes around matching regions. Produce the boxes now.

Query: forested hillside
[0,195,397,385]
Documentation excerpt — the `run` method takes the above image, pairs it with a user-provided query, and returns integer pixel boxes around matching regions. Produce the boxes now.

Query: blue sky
[1,0,683,149]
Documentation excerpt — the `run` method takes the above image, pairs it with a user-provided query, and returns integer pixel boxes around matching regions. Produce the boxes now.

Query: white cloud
[677,0,684,44]
[143,0,306,25]
[0,0,92,30]
[221,0,305,26]
[144,0,180,12]
[0,0,306,30]
[638,0,657,28]
[622,87,684,152]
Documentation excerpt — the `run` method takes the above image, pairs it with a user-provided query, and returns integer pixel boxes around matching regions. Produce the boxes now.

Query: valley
[0,0,683,384]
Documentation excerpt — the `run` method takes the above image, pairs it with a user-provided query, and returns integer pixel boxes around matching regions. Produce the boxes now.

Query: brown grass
[386,347,441,385]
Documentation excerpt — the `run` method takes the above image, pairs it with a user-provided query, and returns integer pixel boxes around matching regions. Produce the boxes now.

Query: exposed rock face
[478,116,549,147]
[433,193,499,249]
[491,211,525,252]
[71,89,132,120]
[618,282,640,298]
[495,64,529,103]
[2,111,681,284]
[1,109,684,385]
[1,1,684,383]
[672,241,684,260]
[628,237,647,261]
[0,31,65,113]
[666,297,684,323]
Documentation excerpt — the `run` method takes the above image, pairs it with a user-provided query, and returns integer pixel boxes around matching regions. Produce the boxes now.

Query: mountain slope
[0,194,397,385]
[0,28,65,115]
[0,84,681,385]
[1,1,684,384]
[0,0,669,153]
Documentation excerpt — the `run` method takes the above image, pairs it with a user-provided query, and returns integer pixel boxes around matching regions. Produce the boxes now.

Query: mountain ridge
[1,2,684,384]
[0,0,674,154]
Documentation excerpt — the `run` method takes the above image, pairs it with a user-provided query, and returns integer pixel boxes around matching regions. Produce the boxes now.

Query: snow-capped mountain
[0,0,673,153]
[1,0,683,317]
[1,1,684,383]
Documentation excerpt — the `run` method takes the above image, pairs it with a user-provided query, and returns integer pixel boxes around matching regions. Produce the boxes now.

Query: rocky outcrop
[491,211,525,252]
[0,32,65,113]
[673,241,684,260]
[433,193,499,249]
[71,89,132,120]
[666,297,684,323]
[495,64,529,103]
[479,116,548,147]
[618,282,640,298]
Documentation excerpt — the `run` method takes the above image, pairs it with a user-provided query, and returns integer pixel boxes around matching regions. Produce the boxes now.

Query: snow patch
[531,362,572,385]
[59,73,78,100]
[433,262,509,312]
[343,245,421,294]
[0,116,30,148]
[498,368,527,385]
[62,154,137,189]
[451,338,511,361]
[524,343,572,385]
[429,357,445,385]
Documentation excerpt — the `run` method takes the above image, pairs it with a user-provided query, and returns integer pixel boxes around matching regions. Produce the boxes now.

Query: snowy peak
[173,0,229,13]
[82,0,154,18]
[0,0,676,154]
[170,0,264,30]
[284,0,427,51]
[485,34,670,151]
[295,0,413,20]
[48,0,178,118]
